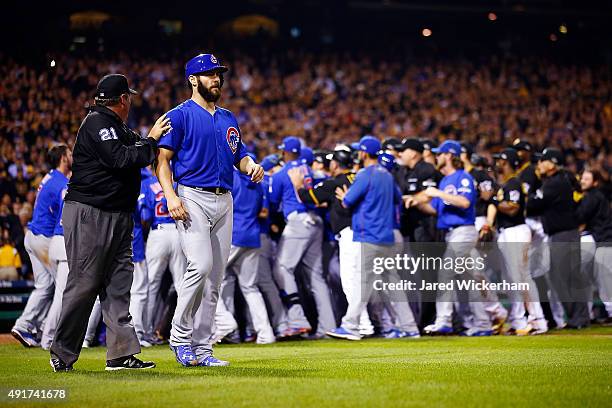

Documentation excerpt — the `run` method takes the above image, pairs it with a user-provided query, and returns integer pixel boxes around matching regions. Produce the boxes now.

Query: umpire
[49,74,170,371]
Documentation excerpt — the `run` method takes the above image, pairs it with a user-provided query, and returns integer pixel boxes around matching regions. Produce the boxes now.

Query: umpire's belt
[183,185,230,195]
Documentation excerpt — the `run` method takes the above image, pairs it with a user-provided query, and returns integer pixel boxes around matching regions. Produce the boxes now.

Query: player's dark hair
[48,144,68,169]
[451,156,464,169]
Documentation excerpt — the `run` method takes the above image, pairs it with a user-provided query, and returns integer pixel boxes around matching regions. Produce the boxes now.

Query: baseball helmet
[327,144,353,168]
[185,54,228,80]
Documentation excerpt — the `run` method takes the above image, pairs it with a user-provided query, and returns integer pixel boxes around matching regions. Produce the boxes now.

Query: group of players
[8,54,612,365]
[11,133,611,350]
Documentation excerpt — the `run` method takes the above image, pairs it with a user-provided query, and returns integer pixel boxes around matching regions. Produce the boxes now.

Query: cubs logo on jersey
[226,127,240,154]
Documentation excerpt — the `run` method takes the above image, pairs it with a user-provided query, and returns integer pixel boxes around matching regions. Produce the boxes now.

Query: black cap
[95,74,137,99]
[537,148,564,166]
[314,149,331,168]
[460,143,474,157]
[327,144,353,168]
[470,153,489,167]
[493,148,521,168]
[398,138,424,153]
[382,138,402,151]
[419,138,437,151]
[512,139,533,152]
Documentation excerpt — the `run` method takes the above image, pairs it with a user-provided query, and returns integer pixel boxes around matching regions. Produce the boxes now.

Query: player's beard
[197,79,221,103]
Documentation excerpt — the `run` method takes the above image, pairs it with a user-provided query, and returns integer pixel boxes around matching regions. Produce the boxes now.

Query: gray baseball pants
[273,212,335,336]
[13,231,53,334]
[169,186,233,360]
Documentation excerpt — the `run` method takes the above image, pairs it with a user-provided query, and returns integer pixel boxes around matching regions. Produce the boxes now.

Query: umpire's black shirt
[526,169,578,235]
[297,171,356,234]
[66,105,158,212]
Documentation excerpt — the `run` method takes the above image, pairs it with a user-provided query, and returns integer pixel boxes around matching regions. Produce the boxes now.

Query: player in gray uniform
[269,137,335,337]
[156,53,263,367]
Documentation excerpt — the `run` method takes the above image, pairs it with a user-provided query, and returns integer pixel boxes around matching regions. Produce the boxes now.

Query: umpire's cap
[512,139,533,152]
[95,74,137,99]
[397,138,424,153]
[185,54,228,80]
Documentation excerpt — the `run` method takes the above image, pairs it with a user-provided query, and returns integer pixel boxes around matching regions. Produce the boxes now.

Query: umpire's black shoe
[50,357,73,372]
[105,355,156,371]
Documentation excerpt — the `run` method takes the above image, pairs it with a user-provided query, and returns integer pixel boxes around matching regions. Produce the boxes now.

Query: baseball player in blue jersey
[130,168,151,347]
[407,140,492,336]
[40,148,71,350]
[156,53,264,367]
[328,136,419,340]
[269,137,335,337]
[140,169,186,343]
[12,145,72,347]
[257,155,291,337]
[215,163,276,344]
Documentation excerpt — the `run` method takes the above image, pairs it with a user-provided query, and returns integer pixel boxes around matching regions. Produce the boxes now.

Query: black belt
[188,186,230,195]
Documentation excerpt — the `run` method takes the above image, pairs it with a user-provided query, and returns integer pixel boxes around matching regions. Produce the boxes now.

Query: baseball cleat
[197,355,230,367]
[492,315,507,335]
[243,330,256,343]
[105,355,156,371]
[515,324,534,336]
[139,338,153,348]
[326,327,362,341]
[397,330,421,339]
[219,330,241,344]
[11,328,40,348]
[50,357,73,372]
[170,344,198,367]
[423,323,453,335]
[460,328,493,337]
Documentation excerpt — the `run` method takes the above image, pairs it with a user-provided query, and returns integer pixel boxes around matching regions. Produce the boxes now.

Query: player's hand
[423,187,441,198]
[167,194,188,221]
[246,161,264,183]
[403,195,416,208]
[288,168,304,188]
[335,184,348,207]
[148,114,172,141]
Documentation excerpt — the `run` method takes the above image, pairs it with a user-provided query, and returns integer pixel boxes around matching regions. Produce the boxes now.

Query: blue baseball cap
[185,54,228,80]
[278,136,301,154]
[261,154,281,171]
[432,140,462,156]
[358,135,381,155]
[378,152,396,171]
[300,146,314,166]
[350,142,361,151]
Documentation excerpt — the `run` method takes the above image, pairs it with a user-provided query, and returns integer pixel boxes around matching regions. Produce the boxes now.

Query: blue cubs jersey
[232,170,266,248]
[432,169,477,229]
[343,164,401,244]
[53,185,69,236]
[139,176,174,229]
[132,168,152,262]
[269,160,315,219]
[259,174,272,235]
[28,170,69,237]
[159,100,248,191]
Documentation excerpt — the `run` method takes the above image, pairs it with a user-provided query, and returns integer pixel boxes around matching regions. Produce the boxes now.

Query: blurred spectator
[0,227,21,280]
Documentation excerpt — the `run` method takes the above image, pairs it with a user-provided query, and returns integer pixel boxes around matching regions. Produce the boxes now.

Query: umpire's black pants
[50,201,140,366]
[549,229,590,327]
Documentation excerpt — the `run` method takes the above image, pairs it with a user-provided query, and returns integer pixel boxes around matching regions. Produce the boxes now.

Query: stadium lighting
[559,24,568,34]
[550,33,558,42]
[488,13,497,21]
[50,59,56,68]
[422,28,432,37]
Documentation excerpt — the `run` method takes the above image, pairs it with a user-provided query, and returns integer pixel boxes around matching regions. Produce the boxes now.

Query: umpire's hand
[147,114,172,141]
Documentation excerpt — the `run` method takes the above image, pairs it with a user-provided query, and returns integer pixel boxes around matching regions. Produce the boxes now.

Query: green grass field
[1,327,611,407]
